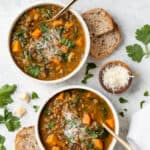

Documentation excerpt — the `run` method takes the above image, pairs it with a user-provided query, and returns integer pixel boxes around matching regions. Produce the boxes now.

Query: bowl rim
[35,85,119,150]
[8,2,90,84]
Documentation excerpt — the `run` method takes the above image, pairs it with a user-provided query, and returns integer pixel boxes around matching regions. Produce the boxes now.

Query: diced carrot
[105,118,115,129]
[92,139,103,149]
[29,9,37,16]
[82,113,91,125]
[31,28,42,39]
[52,20,63,27]
[65,22,73,28]
[52,146,61,150]
[68,52,75,62]
[56,93,64,101]
[34,13,39,21]
[60,46,68,53]
[86,92,92,98]
[46,134,58,146]
[62,33,70,38]
[76,37,83,47]
[51,57,61,65]
[12,40,22,53]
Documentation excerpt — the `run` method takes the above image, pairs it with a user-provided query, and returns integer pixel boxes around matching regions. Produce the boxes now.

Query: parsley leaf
[119,97,128,103]
[144,90,149,96]
[31,91,39,99]
[136,25,150,45]
[126,44,145,62]
[140,100,146,109]
[26,65,40,77]
[0,134,6,150]
[0,84,17,108]
[0,108,21,132]
[81,63,96,84]
[33,105,40,112]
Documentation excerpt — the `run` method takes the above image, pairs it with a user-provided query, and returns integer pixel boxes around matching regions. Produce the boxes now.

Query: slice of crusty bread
[15,126,40,150]
[82,8,114,36]
[90,23,121,59]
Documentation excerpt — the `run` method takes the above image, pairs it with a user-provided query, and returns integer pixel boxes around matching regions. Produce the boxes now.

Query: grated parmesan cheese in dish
[102,65,130,91]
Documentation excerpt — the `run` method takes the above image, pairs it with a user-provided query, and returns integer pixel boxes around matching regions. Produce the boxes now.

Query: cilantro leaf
[140,100,146,109]
[126,44,145,62]
[0,135,6,150]
[81,74,93,84]
[26,65,40,77]
[0,108,21,132]
[0,84,17,108]
[47,121,54,128]
[40,24,49,33]
[136,25,150,45]
[119,97,128,103]
[31,92,39,99]
[86,63,97,74]
[119,112,124,117]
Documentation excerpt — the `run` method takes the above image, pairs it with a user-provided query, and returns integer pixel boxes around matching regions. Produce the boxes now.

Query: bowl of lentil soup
[8,3,90,83]
[36,85,119,150]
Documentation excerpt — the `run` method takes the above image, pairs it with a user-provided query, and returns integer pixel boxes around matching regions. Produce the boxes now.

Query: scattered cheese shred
[102,65,130,90]
[14,106,27,117]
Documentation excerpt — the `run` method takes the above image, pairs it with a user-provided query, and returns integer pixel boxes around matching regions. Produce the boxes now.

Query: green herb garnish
[87,141,93,149]
[119,112,124,117]
[126,25,150,62]
[119,97,128,103]
[26,65,40,77]
[140,100,146,109]
[31,91,39,99]
[33,105,40,112]
[0,135,6,150]
[44,108,51,115]
[81,63,97,84]
[40,24,49,33]
[45,9,52,18]
[60,38,75,49]
[15,29,25,36]
[48,121,54,128]
[61,53,69,62]
[144,90,149,96]
[0,108,21,132]
[0,84,17,108]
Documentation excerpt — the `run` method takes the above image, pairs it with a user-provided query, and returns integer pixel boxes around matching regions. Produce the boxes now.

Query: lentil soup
[10,4,85,80]
[39,89,115,150]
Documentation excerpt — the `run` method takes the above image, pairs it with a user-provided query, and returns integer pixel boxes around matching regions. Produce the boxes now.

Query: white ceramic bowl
[8,2,90,84]
[35,85,119,150]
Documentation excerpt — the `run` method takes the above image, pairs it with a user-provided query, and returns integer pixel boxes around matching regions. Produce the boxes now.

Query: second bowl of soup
[9,3,90,83]
[36,85,119,150]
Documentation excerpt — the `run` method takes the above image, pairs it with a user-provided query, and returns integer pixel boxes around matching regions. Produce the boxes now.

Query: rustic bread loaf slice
[90,23,121,59]
[15,126,40,150]
[82,8,114,36]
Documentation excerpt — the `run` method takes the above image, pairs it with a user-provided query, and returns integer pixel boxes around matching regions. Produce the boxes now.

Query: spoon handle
[52,0,78,21]
[102,123,133,150]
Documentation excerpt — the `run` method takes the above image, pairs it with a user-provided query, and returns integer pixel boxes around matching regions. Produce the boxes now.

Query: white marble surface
[0,0,150,149]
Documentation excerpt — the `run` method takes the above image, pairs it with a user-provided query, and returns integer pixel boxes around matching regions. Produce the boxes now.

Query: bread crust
[99,61,132,94]
[15,126,40,150]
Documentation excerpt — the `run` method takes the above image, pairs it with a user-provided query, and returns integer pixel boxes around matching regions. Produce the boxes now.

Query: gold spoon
[87,105,133,150]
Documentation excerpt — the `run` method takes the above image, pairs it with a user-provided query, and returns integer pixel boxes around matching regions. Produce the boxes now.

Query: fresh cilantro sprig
[126,24,150,62]
[81,63,97,84]
[0,108,21,132]
[0,135,6,150]
[0,84,17,108]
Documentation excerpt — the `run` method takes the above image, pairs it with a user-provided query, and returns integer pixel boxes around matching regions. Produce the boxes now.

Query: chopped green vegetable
[0,135,6,150]
[15,29,25,36]
[31,91,39,99]
[126,24,150,62]
[81,74,93,84]
[101,107,108,119]
[40,24,49,33]
[87,141,93,149]
[0,108,21,132]
[119,97,128,103]
[140,100,146,109]
[61,53,69,62]
[144,90,149,96]
[44,108,51,115]
[0,84,17,108]
[45,9,52,18]
[26,65,40,77]
[33,105,40,112]
[48,121,54,128]
[126,44,145,62]
[60,38,75,49]
[119,112,124,117]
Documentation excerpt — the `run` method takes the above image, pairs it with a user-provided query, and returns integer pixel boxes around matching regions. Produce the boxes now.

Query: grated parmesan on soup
[102,65,130,90]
